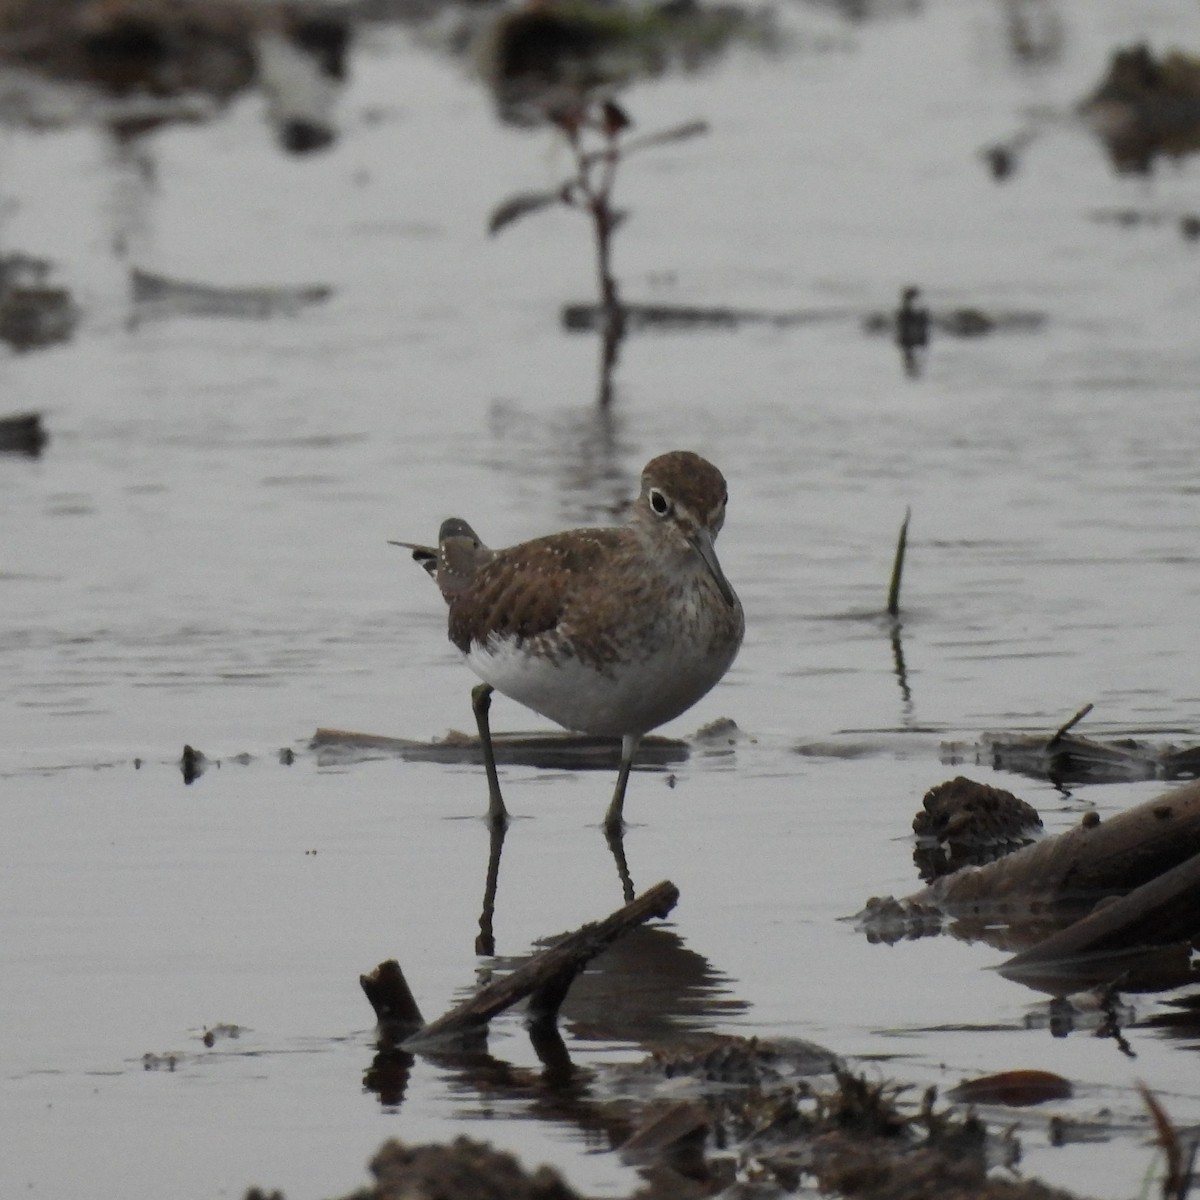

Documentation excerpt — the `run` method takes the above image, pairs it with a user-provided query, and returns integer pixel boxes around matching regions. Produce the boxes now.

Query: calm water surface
[3,0,1200,1196]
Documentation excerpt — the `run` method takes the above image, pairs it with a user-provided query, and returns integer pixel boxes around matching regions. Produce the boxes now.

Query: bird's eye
[649,488,671,517]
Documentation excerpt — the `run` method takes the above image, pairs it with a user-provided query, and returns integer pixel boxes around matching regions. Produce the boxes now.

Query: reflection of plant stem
[563,106,627,404]
[889,617,911,708]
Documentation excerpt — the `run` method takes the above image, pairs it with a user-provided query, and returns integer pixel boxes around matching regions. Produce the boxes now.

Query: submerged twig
[886,507,911,618]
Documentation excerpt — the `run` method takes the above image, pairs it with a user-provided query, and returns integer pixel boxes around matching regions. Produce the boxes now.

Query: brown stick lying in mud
[360,880,679,1047]
[999,847,1200,988]
[360,960,425,1036]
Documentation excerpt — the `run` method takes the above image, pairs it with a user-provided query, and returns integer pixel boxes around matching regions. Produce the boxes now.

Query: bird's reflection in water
[474,805,641,955]
[555,924,749,1044]
[606,824,636,903]
[475,819,506,956]
[472,825,749,1047]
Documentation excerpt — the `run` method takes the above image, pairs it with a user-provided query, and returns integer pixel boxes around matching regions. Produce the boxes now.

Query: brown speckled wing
[446,528,625,656]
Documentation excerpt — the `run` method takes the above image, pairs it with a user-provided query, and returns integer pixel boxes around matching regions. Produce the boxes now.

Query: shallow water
[3,0,1200,1196]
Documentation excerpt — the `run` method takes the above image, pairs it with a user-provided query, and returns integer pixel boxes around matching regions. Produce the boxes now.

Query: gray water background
[2,0,1200,1195]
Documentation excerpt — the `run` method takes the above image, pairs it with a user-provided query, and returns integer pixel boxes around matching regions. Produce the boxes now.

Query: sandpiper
[392,450,743,833]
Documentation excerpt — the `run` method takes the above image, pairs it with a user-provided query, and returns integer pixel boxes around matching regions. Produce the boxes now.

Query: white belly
[464,635,738,737]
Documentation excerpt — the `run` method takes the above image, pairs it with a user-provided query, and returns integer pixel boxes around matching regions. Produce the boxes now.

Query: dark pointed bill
[688,528,736,607]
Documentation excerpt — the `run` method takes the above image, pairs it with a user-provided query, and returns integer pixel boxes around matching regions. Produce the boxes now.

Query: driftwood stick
[999,848,1200,991]
[1049,702,1094,746]
[360,960,425,1035]
[403,880,679,1048]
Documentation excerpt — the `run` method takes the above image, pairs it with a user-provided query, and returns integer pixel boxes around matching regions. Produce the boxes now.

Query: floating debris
[948,1069,1072,1108]
[0,253,78,350]
[180,743,206,785]
[862,303,1046,338]
[947,730,1200,785]
[645,1032,837,1090]
[129,268,332,322]
[980,127,1040,181]
[561,300,854,332]
[689,715,747,753]
[0,285,78,349]
[309,725,688,770]
[0,411,48,456]
[201,1023,243,1048]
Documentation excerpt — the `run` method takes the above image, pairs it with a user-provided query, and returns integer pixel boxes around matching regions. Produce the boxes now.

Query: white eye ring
[649,488,671,516]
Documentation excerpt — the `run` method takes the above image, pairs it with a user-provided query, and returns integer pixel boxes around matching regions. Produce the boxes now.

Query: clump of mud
[282,1137,580,1200]
[912,776,1042,881]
